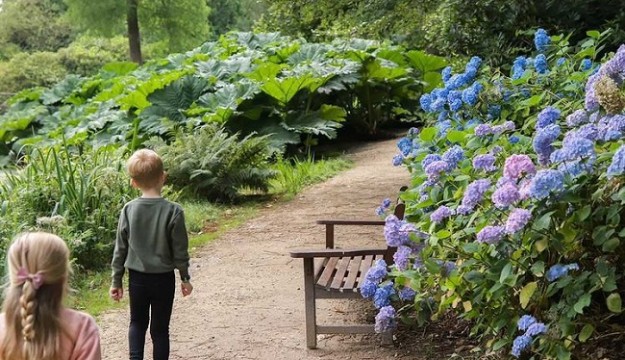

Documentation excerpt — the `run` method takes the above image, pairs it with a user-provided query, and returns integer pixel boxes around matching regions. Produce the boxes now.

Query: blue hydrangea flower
[360,280,378,299]
[511,56,527,80]
[581,58,592,71]
[526,323,548,337]
[441,66,453,82]
[608,145,625,177]
[422,154,442,169]
[448,90,463,111]
[528,170,565,200]
[430,206,454,223]
[374,305,397,333]
[487,104,502,120]
[556,57,566,66]
[397,137,412,156]
[407,127,419,136]
[375,206,385,216]
[511,335,532,358]
[533,125,561,165]
[534,28,550,52]
[436,119,452,137]
[536,107,561,129]
[461,83,480,106]
[398,287,416,302]
[518,315,537,331]
[420,93,433,112]
[476,225,505,244]
[365,260,388,283]
[442,145,465,168]
[392,154,404,166]
[505,208,532,234]
[473,154,497,172]
[546,263,579,281]
[393,245,412,271]
[534,54,548,74]
[509,135,520,144]
[373,283,395,309]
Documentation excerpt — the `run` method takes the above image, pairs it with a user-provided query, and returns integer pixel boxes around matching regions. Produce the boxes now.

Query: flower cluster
[512,315,548,358]
[546,263,579,282]
[375,198,392,216]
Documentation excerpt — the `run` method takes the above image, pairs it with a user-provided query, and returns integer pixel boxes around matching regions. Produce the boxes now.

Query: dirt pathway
[99,137,416,359]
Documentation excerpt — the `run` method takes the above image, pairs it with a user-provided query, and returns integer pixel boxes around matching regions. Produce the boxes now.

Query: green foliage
[0,0,74,52]
[0,32,444,157]
[149,124,277,202]
[0,144,137,270]
[57,36,130,75]
[0,51,67,93]
[64,0,211,54]
[260,0,625,65]
[208,0,265,37]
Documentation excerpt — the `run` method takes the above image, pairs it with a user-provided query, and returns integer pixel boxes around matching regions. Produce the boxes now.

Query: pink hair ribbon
[16,267,44,290]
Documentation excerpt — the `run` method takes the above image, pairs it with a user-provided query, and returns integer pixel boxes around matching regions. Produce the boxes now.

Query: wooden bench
[290,201,406,349]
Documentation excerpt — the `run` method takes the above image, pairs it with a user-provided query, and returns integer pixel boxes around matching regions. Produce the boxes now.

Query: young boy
[110,149,193,360]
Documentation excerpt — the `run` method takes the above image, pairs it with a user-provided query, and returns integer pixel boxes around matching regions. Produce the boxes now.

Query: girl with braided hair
[0,232,101,360]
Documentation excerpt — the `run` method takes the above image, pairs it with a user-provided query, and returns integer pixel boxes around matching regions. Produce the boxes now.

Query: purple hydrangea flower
[536,107,561,129]
[585,72,602,112]
[460,179,491,211]
[384,216,403,247]
[398,287,416,302]
[430,205,454,223]
[566,109,589,127]
[493,121,516,134]
[504,154,536,179]
[492,183,520,209]
[512,335,532,358]
[476,225,505,244]
[473,154,497,172]
[475,124,493,136]
[425,160,451,181]
[505,208,532,234]
[375,207,385,216]
[421,154,442,169]
[408,127,420,136]
[528,170,565,200]
[374,305,397,333]
[608,145,625,177]
[393,245,413,271]
[603,44,625,81]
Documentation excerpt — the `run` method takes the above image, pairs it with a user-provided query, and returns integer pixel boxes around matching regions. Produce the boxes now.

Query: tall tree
[64,0,211,63]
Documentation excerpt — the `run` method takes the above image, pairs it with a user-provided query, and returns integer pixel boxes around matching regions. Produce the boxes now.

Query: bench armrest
[316,220,386,226]
[317,219,386,248]
[290,247,388,258]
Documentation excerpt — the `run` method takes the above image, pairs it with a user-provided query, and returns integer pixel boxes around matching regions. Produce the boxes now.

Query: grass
[72,156,350,317]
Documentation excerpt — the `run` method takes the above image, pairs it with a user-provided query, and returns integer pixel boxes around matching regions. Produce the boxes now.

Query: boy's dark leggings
[128,269,175,360]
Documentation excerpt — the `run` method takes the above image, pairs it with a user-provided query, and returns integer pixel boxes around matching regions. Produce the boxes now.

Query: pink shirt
[0,308,102,360]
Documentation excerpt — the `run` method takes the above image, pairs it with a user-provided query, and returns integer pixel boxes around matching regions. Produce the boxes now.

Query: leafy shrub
[57,36,129,75]
[0,51,67,94]
[0,145,136,270]
[269,156,351,197]
[149,124,276,202]
[364,30,625,358]
[0,32,445,157]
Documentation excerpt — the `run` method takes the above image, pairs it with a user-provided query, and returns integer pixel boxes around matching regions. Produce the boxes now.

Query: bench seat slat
[330,257,352,290]
[316,257,340,288]
[343,256,362,290]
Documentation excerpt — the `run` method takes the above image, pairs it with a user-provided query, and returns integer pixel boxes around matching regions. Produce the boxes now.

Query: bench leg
[303,258,317,349]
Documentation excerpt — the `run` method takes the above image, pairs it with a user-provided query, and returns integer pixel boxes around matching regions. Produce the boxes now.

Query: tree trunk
[127,0,143,64]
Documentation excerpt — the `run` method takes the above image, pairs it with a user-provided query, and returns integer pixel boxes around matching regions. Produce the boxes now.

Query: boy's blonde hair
[126,149,164,188]
[1,232,70,360]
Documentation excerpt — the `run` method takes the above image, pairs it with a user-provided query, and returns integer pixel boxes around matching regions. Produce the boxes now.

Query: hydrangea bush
[365,29,625,358]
